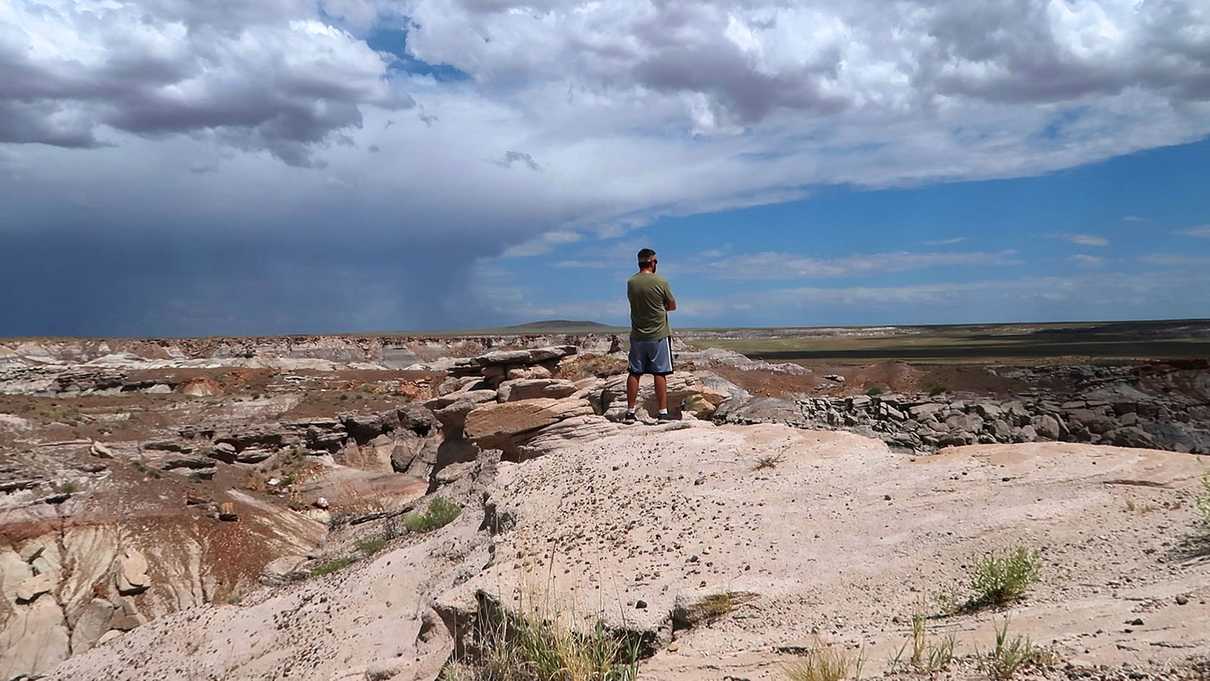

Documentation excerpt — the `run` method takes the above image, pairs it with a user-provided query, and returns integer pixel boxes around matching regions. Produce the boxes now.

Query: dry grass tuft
[754,454,784,471]
[978,618,1050,680]
[782,640,865,681]
[446,593,641,681]
[890,613,956,674]
[1197,474,1210,529]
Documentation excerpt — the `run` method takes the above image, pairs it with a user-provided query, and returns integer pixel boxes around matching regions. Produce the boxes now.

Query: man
[625,248,676,423]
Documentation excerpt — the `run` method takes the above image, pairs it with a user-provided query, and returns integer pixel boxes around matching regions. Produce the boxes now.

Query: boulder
[70,598,116,654]
[1106,426,1156,449]
[1065,408,1117,436]
[497,379,578,402]
[398,404,438,436]
[159,455,216,471]
[16,574,53,604]
[507,365,553,380]
[115,549,150,595]
[0,597,70,678]
[261,555,309,585]
[90,441,115,459]
[991,419,1012,440]
[438,375,482,396]
[234,448,273,464]
[945,413,984,434]
[908,403,945,420]
[464,398,594,451]
[431,391,498,432]
[207,442,238,464]
[178,376,223,397]
[340,410,400,443]
[974,402,1003,419]
[1033,414,1065,440]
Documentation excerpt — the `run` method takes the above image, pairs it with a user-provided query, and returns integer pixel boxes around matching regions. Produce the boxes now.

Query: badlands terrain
[1,326,1208,680]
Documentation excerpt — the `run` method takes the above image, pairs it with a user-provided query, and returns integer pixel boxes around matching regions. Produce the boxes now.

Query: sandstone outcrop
[720,390,1210,453]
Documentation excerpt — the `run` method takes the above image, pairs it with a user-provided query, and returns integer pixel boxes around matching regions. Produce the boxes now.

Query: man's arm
[664,284,677,312]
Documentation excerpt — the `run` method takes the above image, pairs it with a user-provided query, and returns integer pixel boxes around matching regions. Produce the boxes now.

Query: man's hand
[665,294,677,312]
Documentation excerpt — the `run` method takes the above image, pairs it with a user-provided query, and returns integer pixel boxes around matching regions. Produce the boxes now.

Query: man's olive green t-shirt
[627,272,672,341]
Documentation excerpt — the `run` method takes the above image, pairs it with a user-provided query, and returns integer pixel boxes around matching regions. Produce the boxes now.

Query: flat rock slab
[497,378,578,402]
[464,398,594,444]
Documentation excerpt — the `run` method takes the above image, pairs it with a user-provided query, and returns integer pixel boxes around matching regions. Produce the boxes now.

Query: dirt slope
[47,422,1210,680]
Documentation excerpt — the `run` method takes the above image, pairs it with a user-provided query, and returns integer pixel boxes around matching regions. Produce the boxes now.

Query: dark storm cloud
[0,225,493,337]
[496,151,541,171]
[635,44,848,123]
[0,0,409,166]
[0,100,100,147]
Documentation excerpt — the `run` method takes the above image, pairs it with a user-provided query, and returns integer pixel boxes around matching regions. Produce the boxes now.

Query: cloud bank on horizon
[1,0,1209,335]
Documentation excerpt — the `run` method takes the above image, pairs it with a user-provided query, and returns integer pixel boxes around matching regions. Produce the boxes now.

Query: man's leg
[626,373,641,411]
[653,374,668,413]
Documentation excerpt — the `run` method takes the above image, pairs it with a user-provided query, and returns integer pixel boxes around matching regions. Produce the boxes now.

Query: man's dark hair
[637,248,656,267]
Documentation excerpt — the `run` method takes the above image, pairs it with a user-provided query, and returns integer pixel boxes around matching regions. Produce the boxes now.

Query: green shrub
[309,557,357,578]
[356,536,390,556]
[968,547,1041,609]
[865,385,884,396]
[404,497,462,533]
[927,384,947,397]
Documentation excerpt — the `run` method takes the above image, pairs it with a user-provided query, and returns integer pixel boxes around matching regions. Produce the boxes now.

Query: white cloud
[687,249,1022,280]
[923,237,968,246]
[1055,233,1110,247]
[1070,254,1105,267]
[501,229,582,257]
[1178,225,1210,238]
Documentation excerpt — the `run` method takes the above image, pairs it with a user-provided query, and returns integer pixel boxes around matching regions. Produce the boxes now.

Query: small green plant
[309,556,357,578]
[754,454,784,471]
[356,536,390,556]
[403,497,462,533]
[978,618,1045,680]
[967,546,1040,609]
[1196,474,1210,528]
[926,383,947,397]
[865,385,884,396]
[53,480,79,495]
[782,641,865,681]
[131,460,162,479]
[891,613,955,674]
[697,593,734,621]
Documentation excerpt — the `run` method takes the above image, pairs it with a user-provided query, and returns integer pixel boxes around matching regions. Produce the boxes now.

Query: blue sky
[485,136,1210,327]
[2,1,1209,335]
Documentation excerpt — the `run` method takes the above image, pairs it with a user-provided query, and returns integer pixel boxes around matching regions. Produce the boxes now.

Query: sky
[1,0,1209,336]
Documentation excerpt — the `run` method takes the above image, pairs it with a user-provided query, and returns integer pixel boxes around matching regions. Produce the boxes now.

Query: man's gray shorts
[628,336,674,376]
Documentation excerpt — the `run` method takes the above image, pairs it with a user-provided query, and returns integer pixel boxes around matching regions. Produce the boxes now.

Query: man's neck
[638,268,655,274]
